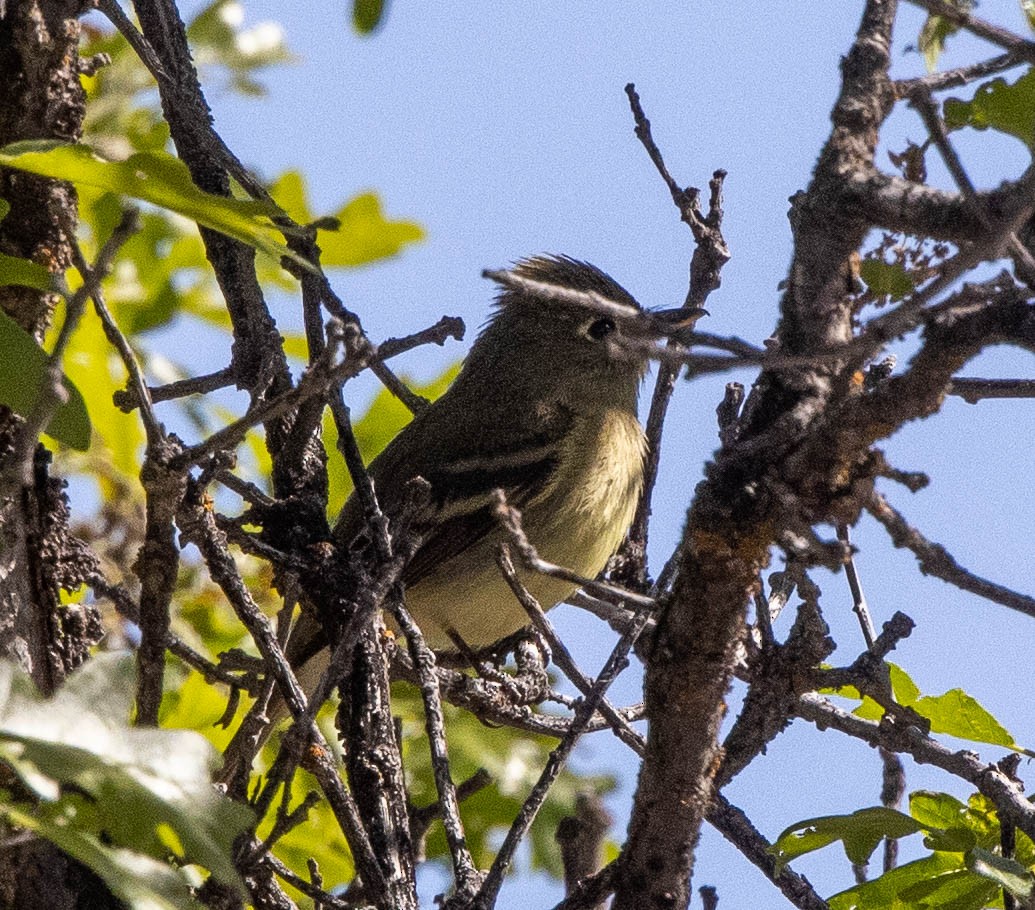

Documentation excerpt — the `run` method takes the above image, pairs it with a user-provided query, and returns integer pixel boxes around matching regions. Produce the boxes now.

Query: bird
[220,255,703,777]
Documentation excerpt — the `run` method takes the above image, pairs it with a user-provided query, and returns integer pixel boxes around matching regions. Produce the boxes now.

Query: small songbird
[231,256,704,761]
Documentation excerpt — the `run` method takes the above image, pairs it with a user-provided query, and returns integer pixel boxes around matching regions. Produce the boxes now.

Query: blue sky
[174,2,1035,905]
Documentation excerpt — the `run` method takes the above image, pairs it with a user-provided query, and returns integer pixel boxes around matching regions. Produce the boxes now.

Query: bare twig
[498,545,646,757]
[947,377,1035,402]
[893,50,1023,96]
[391,599,483,900]
[706,796,830,910]
[837,524,877,649]
[175,486,389,898]
[114,366,236,411]
[796,693,1035,842]
[95,0,171,82]
[867,492,1035,619]
[74,243,164,446]
[177,315,464,468]
[472,605,654,910]
[257,853,353,910]
[370,361,432,414]
[908,86,1035,284]
[904,0,1035,66]
[879,747,905,873]
[3,210,140,489]
[493,493,655,612]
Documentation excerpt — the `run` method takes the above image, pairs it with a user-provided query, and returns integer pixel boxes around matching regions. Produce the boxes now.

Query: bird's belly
[404,410,644,650]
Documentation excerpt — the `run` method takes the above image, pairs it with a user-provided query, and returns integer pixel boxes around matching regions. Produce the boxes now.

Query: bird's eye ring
[586,317,616,340]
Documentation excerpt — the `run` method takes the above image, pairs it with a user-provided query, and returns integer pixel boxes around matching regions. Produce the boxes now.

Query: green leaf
[944,68,1035,150]
[353,0,387,34]
[859,259,916,301]
[772,807,925,871]
[0,253,54,292]
[829,853,993,910]
[888,663,922,706]
[0,654,253,890]
[898,869,998,910]
[269,172,424,269]
[966,847,1035,899]
[0,308,91,450]
[0,140,312,270]
[913,688,1020,749]
[918,7,969,72]
[3,802,196,910]
[320,192,424,267]
[923,827,977,853]
[910,791,970,830]
[1024,0,1035,30]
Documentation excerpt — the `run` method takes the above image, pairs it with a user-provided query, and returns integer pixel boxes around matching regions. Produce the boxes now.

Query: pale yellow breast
[406,408,646,649]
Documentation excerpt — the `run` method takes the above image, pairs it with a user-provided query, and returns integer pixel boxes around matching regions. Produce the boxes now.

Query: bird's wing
[403,436,561,585]
[336,397,574,586]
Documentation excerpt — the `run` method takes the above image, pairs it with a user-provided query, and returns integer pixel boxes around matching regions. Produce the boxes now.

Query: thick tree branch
[616,5,899,907]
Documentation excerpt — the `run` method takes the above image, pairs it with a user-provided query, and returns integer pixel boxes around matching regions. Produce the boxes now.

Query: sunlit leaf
[913,688,1020,750]
[944,67,1035,149]
[0,253,54,292]
[0,140,311,270]
[0,654,252,893]
[859,259,916,301]
[353,0,387,34]
[268,172,424,270]
[910,791,970,830]
[829,853,986,910]
[772,807,925,871]
[0,308,91,450]
[319,192,424,268]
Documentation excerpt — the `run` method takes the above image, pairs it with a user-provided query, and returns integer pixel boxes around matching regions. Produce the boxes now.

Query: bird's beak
[646,306,709,339]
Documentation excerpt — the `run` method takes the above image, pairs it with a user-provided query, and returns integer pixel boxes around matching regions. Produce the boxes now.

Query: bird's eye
[586,317,616,340]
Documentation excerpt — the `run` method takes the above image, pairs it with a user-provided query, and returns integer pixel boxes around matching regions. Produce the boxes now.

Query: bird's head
[461,255,703,411]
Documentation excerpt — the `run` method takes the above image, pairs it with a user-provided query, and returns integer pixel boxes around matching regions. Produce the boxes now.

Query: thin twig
[493,493,656,611]
[391,600,483,899]
[175,487,389,898]
[796,693,1035,842]
[837,525,877,649]
[74,241,164,446]
[257,853,353,910]
[707,796,830,910]
[95,0,170,82]
[498,545,646,756]
[947,377,1035,402]
[893,50,1023,96]
[177,315,463,468]
[904,0,1035,67]
[856,164,1035,359]
[370,361,431,414]
[472,605,654,910]
[867,491,1035,619]
[114,366,236,411]
[909,86,1035,283]
[3,210,140,488]
[879,747,905,874]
